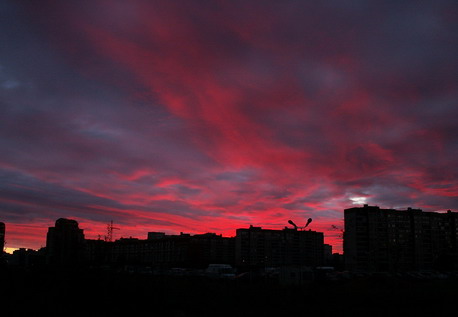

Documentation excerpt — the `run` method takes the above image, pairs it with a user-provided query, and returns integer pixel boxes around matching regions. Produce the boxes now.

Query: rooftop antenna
[105,220,120,242]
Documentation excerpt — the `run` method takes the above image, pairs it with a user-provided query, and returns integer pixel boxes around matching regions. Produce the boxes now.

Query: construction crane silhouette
[105,220,120,242]
[288,218,312,230]
[331,224,344,238]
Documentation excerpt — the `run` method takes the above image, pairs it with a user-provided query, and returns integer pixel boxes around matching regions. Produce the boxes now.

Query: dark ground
[1,268,457,317]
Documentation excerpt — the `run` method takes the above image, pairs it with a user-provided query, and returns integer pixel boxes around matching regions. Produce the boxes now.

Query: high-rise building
[344,205,458,272]
[46,218,85,266]
[235,225,324,269]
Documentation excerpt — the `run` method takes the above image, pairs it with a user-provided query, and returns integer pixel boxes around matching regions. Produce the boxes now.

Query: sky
[1,0,458,254]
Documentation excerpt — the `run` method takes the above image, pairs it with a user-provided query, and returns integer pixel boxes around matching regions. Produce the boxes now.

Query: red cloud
[4,1,457,255]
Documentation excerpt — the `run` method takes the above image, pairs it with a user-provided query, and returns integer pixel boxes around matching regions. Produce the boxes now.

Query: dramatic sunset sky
[1,1,458,253]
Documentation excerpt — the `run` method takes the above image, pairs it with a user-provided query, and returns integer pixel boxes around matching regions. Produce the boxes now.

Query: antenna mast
[105,220,120,242]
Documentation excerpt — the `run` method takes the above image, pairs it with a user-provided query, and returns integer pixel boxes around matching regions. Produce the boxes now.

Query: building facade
[85,232,235,269]
[46,218,86,266]
[344,205,458,272]
[41,219,326,271]
[235,225,324,269]
[146,232,235,268]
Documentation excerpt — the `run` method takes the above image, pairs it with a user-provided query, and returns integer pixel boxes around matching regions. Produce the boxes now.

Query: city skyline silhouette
[3,204,457,273]
[3,204,458,316]
[2,9,458,317]
[2,203,456,256]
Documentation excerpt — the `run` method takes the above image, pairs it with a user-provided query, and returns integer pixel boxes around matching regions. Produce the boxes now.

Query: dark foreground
[1,268,457,317]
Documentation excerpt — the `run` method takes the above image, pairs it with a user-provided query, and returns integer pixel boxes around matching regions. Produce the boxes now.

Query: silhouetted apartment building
[43,218,326,270]
[147,232,235,268]
[85,237,149,267]
[111,237,151,265]
[344,205,458,272]
[85,238,112,266]
[46,218,85,266]
[85,232,235,269]
[9,248,46,268]
[235,225,324,269]
[323,244,333,265]
[147,232,166,240]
